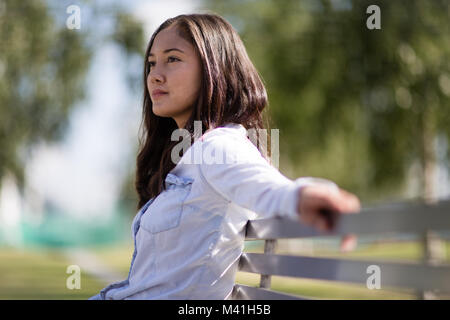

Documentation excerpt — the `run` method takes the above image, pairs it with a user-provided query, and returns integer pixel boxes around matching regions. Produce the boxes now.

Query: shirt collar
[222,122,247,136]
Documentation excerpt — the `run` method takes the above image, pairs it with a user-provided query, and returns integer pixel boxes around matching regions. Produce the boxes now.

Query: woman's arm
[198,132,360,223]
[198,132,360,251]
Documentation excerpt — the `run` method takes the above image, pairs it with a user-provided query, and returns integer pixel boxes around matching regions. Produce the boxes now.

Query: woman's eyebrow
[148,48,185,60]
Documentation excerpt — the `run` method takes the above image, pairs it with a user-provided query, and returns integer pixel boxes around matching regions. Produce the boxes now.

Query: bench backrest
[231,199,450,299]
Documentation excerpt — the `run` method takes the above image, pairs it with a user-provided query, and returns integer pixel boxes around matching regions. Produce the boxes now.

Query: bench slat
[246,200,450,239]
[238,253,450,292]
[232,284,309,300]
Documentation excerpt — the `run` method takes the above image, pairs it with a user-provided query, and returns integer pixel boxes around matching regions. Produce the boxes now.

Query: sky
[23,0,200,220]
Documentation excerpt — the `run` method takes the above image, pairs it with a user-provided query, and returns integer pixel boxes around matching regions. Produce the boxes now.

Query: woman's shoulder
[200,122,248,141]
[199,123,254,151]
[198,123,268,166]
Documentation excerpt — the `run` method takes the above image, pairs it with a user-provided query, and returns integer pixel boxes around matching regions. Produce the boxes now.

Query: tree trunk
[419,106,445,300]
[422,107,436,203]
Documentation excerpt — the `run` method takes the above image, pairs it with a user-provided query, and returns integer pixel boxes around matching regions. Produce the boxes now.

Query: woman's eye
[167,56,180,63]
[147,57,179,71]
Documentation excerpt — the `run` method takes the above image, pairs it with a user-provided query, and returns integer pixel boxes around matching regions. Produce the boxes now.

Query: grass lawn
[86,242,134,277]
[1,238,448,299]
[0,246,106,300]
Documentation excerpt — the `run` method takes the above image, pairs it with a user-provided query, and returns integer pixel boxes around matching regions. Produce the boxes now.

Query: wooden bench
[231,199,450,300]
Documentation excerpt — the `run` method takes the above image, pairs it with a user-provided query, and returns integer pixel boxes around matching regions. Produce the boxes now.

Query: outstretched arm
[199,132,361,228]
[198,132,361,251]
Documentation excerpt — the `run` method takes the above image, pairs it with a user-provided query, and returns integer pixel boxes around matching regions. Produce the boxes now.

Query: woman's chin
[152,107,171,118]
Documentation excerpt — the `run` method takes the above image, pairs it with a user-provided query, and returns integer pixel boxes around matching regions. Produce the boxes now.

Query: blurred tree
[0,0,145,195]
[110,9,146,214]
[109,9,146,94]
[207,0,450,204]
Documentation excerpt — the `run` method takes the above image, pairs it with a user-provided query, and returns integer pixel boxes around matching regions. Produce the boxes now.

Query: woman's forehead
[150,26,192,55]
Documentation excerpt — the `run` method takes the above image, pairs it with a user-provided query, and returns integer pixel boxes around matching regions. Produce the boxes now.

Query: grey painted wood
[259,239,277,289]
[238,253,450,292]
[245,199,450,240]
[231,284,309,300]
[233,199,450,299]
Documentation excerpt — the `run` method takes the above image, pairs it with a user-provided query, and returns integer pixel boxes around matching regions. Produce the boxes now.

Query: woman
[90,13,360,300]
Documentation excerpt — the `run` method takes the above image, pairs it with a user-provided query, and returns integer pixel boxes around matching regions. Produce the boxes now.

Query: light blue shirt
[89,123,337,300]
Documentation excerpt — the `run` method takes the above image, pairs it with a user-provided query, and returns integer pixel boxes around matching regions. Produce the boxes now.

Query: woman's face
[147,25,202,128]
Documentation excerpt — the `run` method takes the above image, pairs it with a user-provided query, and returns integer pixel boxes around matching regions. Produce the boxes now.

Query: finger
[340,234,358,252]
[315,217,330,233]
[307,194,357,231]
[300,208,329,232]
[318,208,339,231]
[305,190,343,214]
[300,193,342,230]
[336,189,361,214]
[299,186,360,230]
[302,198,338,229]
[319,189,360,215]
[299,210,315,225]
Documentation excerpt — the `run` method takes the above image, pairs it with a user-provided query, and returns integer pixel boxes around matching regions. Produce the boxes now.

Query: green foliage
[207,0,450,203]
[0,0,91,187]
[110,10,146,94]
[0,0,145,191]
[111,11,146,56]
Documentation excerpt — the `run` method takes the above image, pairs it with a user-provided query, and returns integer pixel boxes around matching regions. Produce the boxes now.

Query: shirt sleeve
[197,132,339,221]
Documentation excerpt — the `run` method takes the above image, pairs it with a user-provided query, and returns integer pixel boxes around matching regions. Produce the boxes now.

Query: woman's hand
[297,184,361,252]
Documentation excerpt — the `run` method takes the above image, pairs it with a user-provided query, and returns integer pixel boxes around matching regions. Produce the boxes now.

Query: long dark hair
[135,13,271,209]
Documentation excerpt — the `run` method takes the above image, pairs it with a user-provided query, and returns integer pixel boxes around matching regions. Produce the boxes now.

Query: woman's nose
[150,69,164,84]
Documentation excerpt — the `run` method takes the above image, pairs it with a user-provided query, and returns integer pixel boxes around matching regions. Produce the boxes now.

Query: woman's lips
[152,92,168,99]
